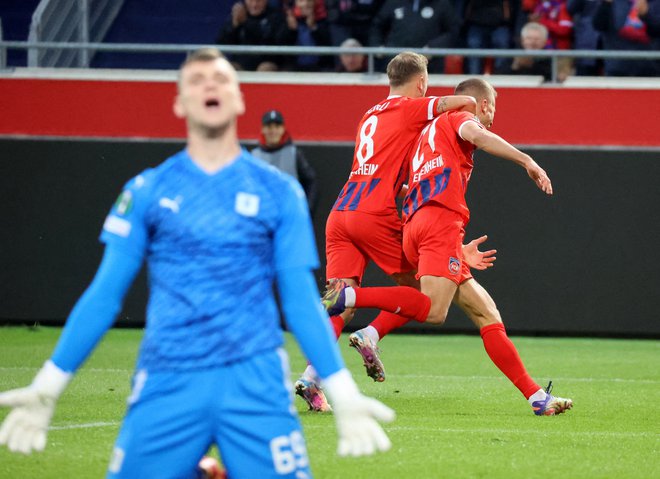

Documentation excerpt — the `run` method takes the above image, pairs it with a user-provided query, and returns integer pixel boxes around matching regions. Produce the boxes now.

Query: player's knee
[425,308,448,325]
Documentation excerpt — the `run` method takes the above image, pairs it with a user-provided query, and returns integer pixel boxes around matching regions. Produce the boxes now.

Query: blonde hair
[386,52,428,88]
[455,78,497,103]
[177,48,226,89]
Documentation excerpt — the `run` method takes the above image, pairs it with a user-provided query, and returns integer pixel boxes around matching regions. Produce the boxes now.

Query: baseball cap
[262,110,284,125]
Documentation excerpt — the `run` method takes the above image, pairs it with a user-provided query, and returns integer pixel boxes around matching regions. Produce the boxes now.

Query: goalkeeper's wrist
[321,368,360,406]
[31,360,73,398]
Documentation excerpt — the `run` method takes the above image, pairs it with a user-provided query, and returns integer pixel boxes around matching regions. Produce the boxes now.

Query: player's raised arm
[460,121,553,195]
[437,95,477,115]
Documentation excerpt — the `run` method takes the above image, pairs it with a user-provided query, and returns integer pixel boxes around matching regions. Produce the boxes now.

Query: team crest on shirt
[235,192,260,217]
[448,257,461,275]
[114,190,133,216]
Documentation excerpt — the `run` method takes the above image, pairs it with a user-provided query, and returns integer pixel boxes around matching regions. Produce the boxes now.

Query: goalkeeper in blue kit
[0,48,394,478]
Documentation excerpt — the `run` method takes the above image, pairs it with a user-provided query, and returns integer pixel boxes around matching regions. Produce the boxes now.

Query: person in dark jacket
[284,0,334,71]
[251,110,319,215]
[369,0,460,72]
[592,0,660,76]
[463,0,517,74]
[217,0,295,71]
[567,0,604,75]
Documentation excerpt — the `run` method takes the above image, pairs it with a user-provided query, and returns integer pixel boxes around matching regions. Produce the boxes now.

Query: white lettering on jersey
[366,101,389,115]
[103,215,132,237]
[412,156,444,183]
[412,118,440,172]
[235,192,260,217]
[158,196,182,214]
[350,163,379,176]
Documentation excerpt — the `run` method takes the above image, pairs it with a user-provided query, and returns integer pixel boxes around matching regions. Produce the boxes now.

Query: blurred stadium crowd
[218,0,659,79]
[2,0,659,80]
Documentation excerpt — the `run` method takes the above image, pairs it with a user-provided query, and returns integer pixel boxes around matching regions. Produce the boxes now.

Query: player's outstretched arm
[0,246,142,454]
[460,122,553,195]
[438,95,477,115]
[462,235,497,270]
[277,268,395,456]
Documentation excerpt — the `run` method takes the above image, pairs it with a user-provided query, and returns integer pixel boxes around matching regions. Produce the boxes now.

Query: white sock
[344,287,356,308]
[363,325,380,344]
[528,388,547,406]
[302,365,318,383]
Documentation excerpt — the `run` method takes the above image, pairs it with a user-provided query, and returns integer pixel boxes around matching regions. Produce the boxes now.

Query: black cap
[262,110,284,125]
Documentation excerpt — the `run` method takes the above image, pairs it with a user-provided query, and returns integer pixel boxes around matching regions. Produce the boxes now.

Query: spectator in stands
[285,0,334,71]
[217,0,294,71]
[462,0,518,74]
[567,0,604,75]
[326,0,385,46]
[529,0,574,48]
[336,37,369,72]
[529,0,574,79]
[495,21,552,79]
[251,110,319,215]
[593,0,660,76]
[369,0,460,72]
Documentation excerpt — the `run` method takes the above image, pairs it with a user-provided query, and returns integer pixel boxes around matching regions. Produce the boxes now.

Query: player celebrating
[0,48,395,477]
[294,52,481,410]
[325,78,573,416]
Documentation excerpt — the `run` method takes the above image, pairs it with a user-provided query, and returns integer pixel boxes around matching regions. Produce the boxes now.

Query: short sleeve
[273,178,320,271]
[99,172,152,259]
[448,111,483,140]
[405,96,440,127]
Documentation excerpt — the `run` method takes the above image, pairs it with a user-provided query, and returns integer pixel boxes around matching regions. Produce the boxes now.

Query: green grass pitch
[0,326,658,478]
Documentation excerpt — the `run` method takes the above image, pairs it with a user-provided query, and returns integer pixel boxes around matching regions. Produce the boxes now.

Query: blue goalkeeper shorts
[106,348,311,479]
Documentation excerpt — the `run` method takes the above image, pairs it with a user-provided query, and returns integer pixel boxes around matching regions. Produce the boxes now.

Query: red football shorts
[403,204,472,285]
[325,209,414,283]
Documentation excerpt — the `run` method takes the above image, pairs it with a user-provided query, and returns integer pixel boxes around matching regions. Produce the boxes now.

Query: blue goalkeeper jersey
[100,149,319,371]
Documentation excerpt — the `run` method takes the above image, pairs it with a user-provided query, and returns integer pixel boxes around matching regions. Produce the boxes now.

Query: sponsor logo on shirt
[350,164,379,176]
[235,192,260,217]
[103,215,132,237]
[158,196,183,214]
[114,190,133,216]
[412,155,444,183]
[448,256,461,275]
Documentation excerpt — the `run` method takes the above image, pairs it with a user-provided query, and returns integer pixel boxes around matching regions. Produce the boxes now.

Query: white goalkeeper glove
[0,360,72,454]
[322,368,395,457]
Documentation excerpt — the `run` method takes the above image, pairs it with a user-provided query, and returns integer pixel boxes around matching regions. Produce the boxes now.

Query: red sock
[370,311,411,339]
[354,286,430,322]
[480,323,540,399]
[329,315,344,340]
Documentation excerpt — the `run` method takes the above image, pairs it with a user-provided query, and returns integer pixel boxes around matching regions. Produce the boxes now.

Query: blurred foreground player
[326,78,573,416]
[0,48,394,478]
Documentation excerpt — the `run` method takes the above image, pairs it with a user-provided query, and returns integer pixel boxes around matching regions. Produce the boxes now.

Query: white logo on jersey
[394,7,404,19]
[108,447,125,473]
[235,192,260,217]
[103,215,132,237]
[159,196,182,214]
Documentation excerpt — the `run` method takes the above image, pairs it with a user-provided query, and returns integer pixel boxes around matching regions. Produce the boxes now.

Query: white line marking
[302,424,658,438]
[2,367,657,384]
[50,422,120,431]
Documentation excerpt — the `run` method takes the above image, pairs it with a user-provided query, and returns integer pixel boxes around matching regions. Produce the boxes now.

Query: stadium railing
[1,40,659,84]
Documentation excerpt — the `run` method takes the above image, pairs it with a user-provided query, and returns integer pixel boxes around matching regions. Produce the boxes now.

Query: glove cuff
[321,368,360,406]
[31,360,73,398]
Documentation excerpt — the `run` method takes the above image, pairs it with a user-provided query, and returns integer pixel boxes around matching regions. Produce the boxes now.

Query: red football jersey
[332,95,442,215]
[401,110,484,224]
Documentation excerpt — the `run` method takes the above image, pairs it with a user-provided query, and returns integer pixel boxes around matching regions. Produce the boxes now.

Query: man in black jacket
[217,0,294,71]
